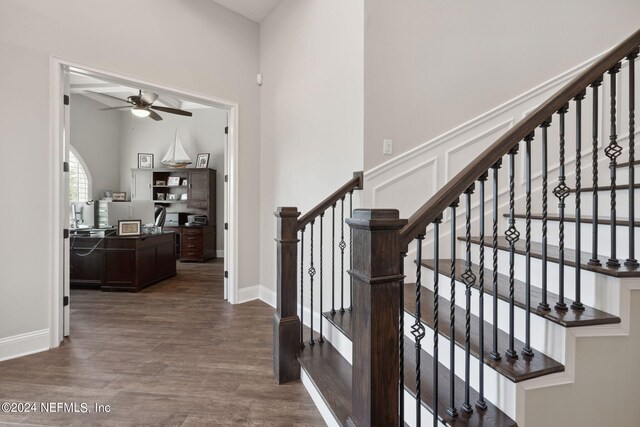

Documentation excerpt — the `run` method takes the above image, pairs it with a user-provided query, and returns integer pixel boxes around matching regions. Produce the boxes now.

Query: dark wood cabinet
[165,225,216,263]
[187,170,214,210]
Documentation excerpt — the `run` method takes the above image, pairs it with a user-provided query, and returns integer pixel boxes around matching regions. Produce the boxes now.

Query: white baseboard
[236,284,277,308]
[0,329,50,362]
[217,250,224,258]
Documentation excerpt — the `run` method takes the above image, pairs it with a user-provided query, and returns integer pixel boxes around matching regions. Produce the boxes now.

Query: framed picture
[157,193,165,200]
[155,180,166,186]
[196,153,210,169]
[112,192,126,201]
[167,176,181,186]
[182,179,188,186]
[118,220,141,236]
[138,153,154,169]
[180,193,188,201]
[167,194,178,201]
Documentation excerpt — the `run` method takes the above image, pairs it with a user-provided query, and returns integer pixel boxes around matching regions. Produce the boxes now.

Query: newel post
[346,209,407,427]
[273,207,301,384]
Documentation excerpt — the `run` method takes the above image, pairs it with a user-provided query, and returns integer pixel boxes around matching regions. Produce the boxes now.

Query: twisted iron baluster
[626,50,639,268]
[606,63,622,267]
[319,213,324,343]
[412,235,426,426]
[461,185,476,415]
[447,199,459,419]
[349,191,354,310]
[523,132,535,357]
[589,78,603,266]
[505,145,520,359]
[554,104,570,311]
[331,204,336,316]
[490,160,502,361]
[300,227,305,349]
[340,196,346,313]
[539,119,552,311]
[433,215,442,425]
[309,221,316,345]
[477,172,488,410]
[573,91,586,311]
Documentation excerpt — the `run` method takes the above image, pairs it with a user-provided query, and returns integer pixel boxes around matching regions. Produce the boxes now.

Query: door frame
[50,57,241,347]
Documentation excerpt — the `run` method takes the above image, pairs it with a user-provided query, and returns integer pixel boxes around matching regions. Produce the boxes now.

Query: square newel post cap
[274,207,301,218]
[346,209,408,230]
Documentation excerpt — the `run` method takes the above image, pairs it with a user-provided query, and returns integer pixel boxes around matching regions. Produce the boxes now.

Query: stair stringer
[515,279,640,427]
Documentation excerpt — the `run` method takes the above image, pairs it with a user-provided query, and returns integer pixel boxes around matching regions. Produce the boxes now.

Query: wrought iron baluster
[523,132,535,357]
[447,199,459,419]
[573,91,586,311]
[319,213,324,343]
[539,119,552,311]
[477,172,488,411]
[433,215,442,425]
[606,63,622,267]
[626,50,639,268]
[505,145,520,359]
[589,78,603,266]
[399,251,406,426]
[461,184,476,415]
[300,227,305,349]
[340,196,346,313]
[554,104,570,311]
[349,191,354,310]
[490,160,502,362]
[331,204,336,315]
[412,235,426,426]
[309,221,316,345]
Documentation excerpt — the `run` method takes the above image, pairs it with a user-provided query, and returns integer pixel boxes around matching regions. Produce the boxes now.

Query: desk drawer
[181,249,202,260]
[182,235,203,244]
[182,241,203,251]
[181,227,203,236]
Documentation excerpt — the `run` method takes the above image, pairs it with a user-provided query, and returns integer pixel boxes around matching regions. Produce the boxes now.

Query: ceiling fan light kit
[131,106,150,117]
[86,89,193,122]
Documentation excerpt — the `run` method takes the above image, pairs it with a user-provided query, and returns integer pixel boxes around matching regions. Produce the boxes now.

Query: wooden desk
[70,232,177,292]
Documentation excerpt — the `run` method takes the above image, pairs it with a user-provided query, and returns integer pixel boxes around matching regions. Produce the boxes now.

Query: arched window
[68,147,92,203]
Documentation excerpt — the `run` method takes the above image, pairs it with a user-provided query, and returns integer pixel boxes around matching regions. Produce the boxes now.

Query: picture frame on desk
[118,220,141,236]
[112,192,126,201]
[138,153,154,169]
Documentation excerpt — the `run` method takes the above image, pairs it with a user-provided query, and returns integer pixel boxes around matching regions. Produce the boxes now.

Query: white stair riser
[402,388,446,427]
[565,189,639,221]
[466,241,623,315]
[512,217,640,262]
[419,275,566,363]
[403,313,517,420]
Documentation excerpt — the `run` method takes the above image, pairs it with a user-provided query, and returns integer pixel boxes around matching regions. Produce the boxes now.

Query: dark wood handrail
[297,171,364,231]
[399,28,640,248]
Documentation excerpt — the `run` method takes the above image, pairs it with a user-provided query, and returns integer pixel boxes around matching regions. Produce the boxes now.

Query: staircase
[273,29,640,426]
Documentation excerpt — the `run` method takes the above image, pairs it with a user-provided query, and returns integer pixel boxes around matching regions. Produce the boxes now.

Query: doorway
[50,59,240,346]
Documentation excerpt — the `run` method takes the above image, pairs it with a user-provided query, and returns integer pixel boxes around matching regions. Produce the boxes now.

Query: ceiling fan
[85,90,193,121]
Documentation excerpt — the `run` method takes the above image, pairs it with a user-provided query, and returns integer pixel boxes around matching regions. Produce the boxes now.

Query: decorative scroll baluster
[433,215,442,425]
[319,213,324,343]
[309,221,316,345]
[554,104,570,311]
[523,132,535,357]
[606,63,622,267]
[349,191,354,310]
[589,78,603,266]
[300,228,305,349]
[490,160,502,361]
[539,119,552,311]
[626,50,639,268]
[573,91,586,311]
[477,172,488,410]
[461,185,476,415]
[331,204,336,315]
[412,235,426,426]
[447,199,459,419]
[340,196,346,313]
[505,145,520,359]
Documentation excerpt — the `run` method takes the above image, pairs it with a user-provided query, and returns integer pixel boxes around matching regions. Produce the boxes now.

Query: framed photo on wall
[196,153,210,169]
[118,220,141,236]
[138,153,154,169]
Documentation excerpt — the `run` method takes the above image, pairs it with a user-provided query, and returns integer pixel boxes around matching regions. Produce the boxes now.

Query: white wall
[364,0,640,169]
[259,0,364,294]
[119,107,227,250]
[0,0,260,352]
[70,94,122,200]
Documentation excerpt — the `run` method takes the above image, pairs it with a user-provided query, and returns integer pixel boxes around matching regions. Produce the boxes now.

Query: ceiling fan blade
[100,106,131,111]
[85,90,130,104]
[150,105,193,117]
[141,91,159,105]
[148,110,163,121]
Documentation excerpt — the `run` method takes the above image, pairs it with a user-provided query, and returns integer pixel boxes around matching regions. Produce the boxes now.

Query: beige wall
[259,0,364,293]
[364,0,640,169]
[0,0,260,342]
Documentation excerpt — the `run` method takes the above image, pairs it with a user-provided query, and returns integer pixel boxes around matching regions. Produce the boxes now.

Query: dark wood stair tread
[403,284,563,382]
[303,324,516,426]
[462,236,640,278]
[507,213,640,227]
[570,183,640,193]
[421,259,620,328]
[298,340,352,426]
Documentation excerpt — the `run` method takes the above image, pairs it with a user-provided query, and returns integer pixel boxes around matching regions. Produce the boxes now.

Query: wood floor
[0,260,325,426]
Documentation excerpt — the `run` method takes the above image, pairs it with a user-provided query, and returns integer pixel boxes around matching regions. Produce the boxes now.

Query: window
[68,147,92,203]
